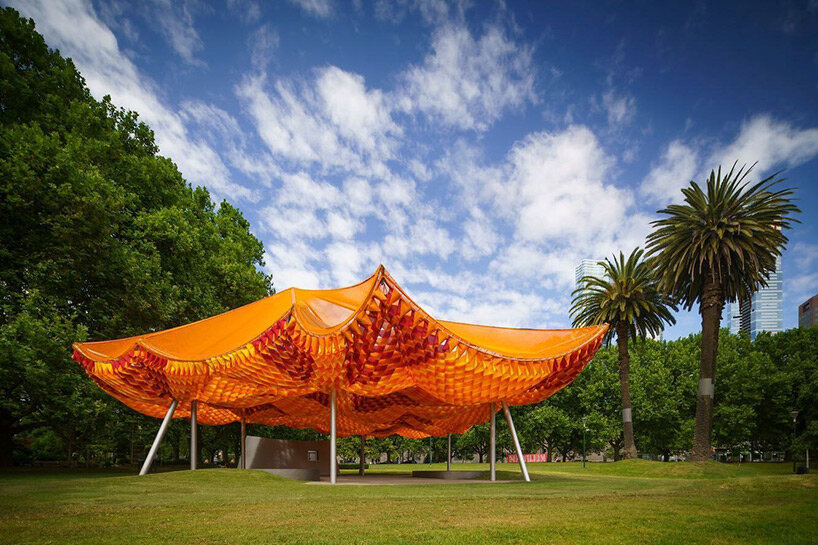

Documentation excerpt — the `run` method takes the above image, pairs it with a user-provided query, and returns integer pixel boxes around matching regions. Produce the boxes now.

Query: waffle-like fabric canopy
[73,266,607,438]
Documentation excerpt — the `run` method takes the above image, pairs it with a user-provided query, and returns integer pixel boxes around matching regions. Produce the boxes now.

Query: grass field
[1,460,815,544]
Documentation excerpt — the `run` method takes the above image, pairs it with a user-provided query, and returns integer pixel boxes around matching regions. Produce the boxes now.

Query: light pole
[791,409,799,474]
[582,417,587,469]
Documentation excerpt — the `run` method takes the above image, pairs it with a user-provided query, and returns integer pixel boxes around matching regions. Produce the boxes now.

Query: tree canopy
[0,7,271,466]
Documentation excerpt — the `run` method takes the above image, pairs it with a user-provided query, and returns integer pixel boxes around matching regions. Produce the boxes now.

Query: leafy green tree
[571,248,677,458]
[454,423,490,462]
[629,338,696,459]
[754,327,818,460]
[647,164,799,461]
[523,404,572,461]
[0,8,272,465]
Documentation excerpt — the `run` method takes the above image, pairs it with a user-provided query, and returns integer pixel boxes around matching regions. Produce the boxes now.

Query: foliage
[646,163,799,461]
[646,163,799,310]
[571,248,676,342]
[0,7,271,466]
[570,247,677,459]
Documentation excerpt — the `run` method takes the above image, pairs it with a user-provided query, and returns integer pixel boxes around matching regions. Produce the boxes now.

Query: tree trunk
[616,322,638,459]
[478,452,483,463]
[359,435,366,476]
[692,269,723,462]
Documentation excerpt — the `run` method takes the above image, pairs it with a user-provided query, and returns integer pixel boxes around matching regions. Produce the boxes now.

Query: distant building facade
[575,259,605,292]
[728,256,783,339]
[799,294,818,329]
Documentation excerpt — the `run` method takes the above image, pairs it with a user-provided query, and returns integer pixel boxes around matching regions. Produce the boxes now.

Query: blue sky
[11,0,818,338]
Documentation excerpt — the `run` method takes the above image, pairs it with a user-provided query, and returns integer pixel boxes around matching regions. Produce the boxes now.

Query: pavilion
[73,266,607,483]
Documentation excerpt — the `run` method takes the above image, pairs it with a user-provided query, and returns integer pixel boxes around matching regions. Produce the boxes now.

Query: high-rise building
[728,256,783,339]
[574,259,605,291]
[798,294,818,329]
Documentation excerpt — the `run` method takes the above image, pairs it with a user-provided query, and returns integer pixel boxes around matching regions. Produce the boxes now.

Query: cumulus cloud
[640,115,818,206]
[236,67,399,173]
[709,115,818,174]
[640,140,699,205]
[502,126,624,243]
[398,23,535,131]
[14,0,254,202]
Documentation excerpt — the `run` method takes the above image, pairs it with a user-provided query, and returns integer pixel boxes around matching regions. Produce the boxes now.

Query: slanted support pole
[447,434,452,471]
[139,399,178,476]
[490,402,496,481]
[502,401,530,482]
[240,411,246,470]
[190,400,198,470]
[330,389,337,484]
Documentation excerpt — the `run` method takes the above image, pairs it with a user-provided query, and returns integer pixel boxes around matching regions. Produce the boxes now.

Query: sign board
[506,453,548,463]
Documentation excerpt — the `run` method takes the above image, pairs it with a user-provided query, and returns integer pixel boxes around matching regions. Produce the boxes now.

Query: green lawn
[1,460,815,544]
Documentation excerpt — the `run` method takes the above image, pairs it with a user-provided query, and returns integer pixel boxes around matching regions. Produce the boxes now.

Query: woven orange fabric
[73,266,607,438]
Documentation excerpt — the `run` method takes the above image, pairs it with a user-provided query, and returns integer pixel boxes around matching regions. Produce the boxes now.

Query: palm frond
[646,163,799,309]
[570,247,677,343]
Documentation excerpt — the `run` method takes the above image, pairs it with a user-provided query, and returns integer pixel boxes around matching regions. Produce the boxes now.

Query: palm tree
[646,164,799,462]
[571,248,676,459]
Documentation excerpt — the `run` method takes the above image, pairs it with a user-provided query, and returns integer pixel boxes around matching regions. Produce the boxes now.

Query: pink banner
[506,453,548,463]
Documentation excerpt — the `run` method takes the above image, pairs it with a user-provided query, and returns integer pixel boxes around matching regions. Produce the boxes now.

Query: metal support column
[190,400,198,470]
[489,402,496,481]
[139,400,178,476]
[330,389,337,484]
[502,401,530,482]
[447,434,452,471]
[240,411,246,469]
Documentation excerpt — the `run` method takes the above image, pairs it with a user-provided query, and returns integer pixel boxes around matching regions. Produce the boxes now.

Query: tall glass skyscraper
[574,259,605,291]
[728,256,783,339]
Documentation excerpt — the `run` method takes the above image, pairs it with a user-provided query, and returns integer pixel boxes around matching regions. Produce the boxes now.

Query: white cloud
[710,115,818,174]
[640,115,818,206]
[236,67,399,173]
[462,213,500,259]
[151,0,205,66]
[326,241,366,285]
[13,0,254,202]
[316,67,401,156]
[640,140,699,205]
[249,24,279,70]
[601,89,636,126]
[288,0,333,18]
[398,23,535,131]
[502,126,625,243]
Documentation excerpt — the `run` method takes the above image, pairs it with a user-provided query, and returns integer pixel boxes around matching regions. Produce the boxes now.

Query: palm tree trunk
[616,322,638,459]
[692,270,723,462]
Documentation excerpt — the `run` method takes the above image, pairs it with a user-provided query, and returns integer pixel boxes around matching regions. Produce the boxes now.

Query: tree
[0,8,272,465]
[571,248,677,458]
[754,327,818,460]
[646,164,799,461]
[629,338,696,459]
[454,424,490,463]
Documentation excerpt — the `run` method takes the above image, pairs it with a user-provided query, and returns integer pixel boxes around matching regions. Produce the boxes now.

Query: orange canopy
[73,266,607,438]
